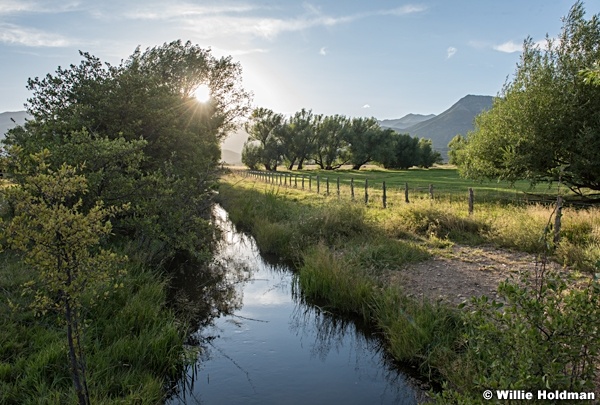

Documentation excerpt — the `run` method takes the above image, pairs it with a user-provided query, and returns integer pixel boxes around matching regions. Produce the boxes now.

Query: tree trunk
[65,297,90,405]
[287,157,297,170]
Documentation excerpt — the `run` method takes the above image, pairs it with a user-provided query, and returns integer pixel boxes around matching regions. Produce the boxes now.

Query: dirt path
[388,245,564,306]
[389,244,600,391]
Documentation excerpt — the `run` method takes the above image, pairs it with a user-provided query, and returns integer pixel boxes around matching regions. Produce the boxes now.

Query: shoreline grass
[0,246,189,404]
[216,175,464,389]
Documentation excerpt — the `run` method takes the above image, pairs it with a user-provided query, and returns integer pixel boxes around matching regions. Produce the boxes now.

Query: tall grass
[218,177,464,388]
[0,250,188,404]
[219,174,600,400]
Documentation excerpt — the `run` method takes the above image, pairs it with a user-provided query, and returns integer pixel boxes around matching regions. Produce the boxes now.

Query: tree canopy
[5,40,252,257]
[241,108,440,171]
[453,2,600,194]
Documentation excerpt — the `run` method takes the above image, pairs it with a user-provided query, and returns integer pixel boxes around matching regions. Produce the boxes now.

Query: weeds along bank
[0,247,188,404]
[218,173,600,403]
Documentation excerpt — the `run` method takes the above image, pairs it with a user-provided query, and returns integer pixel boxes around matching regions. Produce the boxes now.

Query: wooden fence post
[351,178,355,200]
[337,177,340,198]
[365,179,369,205]
[317,175,320,194]
[468,187,474,216]
[309,175,312,191]
[405,182,409,203]
[382,181,387,209]
[326,177,330,195]
[429,184,434,200]
[295,175,297,188]
[302,176,305,190]
[554,195,563,244]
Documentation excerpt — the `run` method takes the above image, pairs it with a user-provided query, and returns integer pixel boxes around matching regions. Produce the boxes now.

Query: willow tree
[243,107,286,171]
[457,2,600,194]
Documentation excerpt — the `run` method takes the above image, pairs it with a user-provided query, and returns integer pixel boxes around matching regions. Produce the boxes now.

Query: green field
[238,166,572,206]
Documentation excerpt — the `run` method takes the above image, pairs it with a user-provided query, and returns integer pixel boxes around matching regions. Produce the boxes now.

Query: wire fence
[227,169,600,211]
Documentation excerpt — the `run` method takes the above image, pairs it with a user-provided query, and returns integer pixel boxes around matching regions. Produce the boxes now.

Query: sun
[193,84,211,103]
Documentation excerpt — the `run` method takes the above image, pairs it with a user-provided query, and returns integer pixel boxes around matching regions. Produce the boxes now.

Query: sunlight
[193,84,211,103]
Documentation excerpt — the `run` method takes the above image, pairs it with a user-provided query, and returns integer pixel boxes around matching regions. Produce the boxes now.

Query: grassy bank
[233,169,600,272]
[0,246,189,404]
[217,173,600,402]
[217,176,464,386]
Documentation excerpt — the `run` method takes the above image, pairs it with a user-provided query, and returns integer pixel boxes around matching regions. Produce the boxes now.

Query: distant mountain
[382,95,494,161]
[379,113,436,130]
[221,148,242,165]
[0,110,29,139]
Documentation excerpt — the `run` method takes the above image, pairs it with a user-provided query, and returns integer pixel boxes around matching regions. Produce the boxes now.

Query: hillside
[0,111,29,139]
[381,95,494,160]
[221,149,242,165]
[379,113,435,130]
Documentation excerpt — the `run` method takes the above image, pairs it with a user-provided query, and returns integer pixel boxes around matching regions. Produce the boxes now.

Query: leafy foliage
[2,152,127,404]
[457,2,600,193]
[380,132,442,169]
[243,107,286,171]
[439,266,600,402]
[5,40,251,257]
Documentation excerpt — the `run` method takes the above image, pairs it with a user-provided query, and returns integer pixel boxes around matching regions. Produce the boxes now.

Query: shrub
[442,264,600,401]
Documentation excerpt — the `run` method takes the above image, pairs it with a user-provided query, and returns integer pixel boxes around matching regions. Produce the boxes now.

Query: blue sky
[1,0,599,119]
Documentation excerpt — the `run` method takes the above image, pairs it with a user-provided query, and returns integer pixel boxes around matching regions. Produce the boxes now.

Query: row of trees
[449,1,600,194]
[242,108,441,171]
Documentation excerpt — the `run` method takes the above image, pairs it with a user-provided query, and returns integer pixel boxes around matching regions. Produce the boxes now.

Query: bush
[442,264,600,401]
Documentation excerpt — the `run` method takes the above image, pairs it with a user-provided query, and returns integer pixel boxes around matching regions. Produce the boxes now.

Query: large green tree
[345,117,387,170]
[5,40,252,256]
[243,107,286,171]
[280,109,320,170]
[314,114,351,170]
[457,2,600,193]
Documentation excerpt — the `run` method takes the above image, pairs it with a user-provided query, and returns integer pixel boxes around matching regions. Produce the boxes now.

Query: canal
[167,205,425,404]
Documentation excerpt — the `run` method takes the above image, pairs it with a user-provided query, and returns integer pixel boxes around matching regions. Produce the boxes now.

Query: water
[168,205,423,405]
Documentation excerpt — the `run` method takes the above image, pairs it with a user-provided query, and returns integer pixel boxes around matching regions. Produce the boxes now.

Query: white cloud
[362,104,370,109]
[0,0,36,14]
[114,1,427,40]
[124,2,258,20]
[0,0,81,15]
[379,5,428,16]
[319,46,327,56]
[493,40,521,53]
[447,46,457,58]
[0,23,71,47]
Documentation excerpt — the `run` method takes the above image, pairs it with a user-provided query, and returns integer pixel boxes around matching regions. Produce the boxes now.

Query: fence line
[228,169,598,212]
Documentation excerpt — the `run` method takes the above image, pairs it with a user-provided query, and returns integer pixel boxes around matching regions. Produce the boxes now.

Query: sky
[1,0,599,120]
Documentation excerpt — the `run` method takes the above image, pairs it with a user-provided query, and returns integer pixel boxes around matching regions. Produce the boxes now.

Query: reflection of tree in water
[168,205,256,332]
[168,254,251,332]
[290,285,423,404]
[168,205,424,404]
[167,206,259,403]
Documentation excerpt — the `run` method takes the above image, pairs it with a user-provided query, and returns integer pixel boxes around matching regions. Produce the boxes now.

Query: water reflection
[167,205,422,404]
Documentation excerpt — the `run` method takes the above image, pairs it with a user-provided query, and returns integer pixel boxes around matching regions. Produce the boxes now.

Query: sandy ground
[388,244,566,306]
[387,244,600,392]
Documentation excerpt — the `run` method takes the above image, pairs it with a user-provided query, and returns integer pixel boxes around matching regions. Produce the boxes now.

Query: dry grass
[225,173,600,273]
